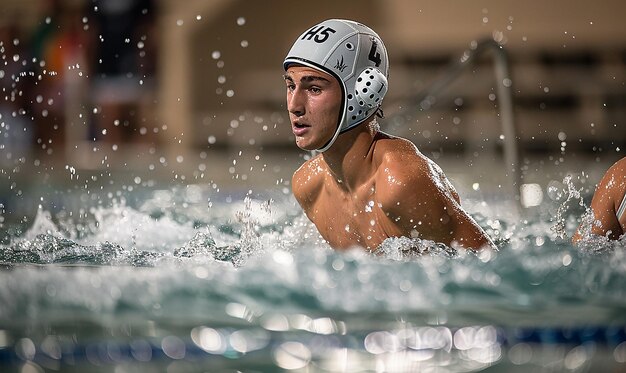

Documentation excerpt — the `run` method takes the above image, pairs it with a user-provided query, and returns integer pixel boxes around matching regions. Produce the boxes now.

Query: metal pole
[416,39,522,211]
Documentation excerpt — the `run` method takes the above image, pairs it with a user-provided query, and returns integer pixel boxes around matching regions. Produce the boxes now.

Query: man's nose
[288,89,305,117]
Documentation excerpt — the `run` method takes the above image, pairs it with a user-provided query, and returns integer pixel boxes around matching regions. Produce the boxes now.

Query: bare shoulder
[595,157,626,206]
[597,157,626,192]
[606,157,626,179]
[373,136,429,176]
[291,155,325,206]
[373,136,453,190]
[372,136,458,209]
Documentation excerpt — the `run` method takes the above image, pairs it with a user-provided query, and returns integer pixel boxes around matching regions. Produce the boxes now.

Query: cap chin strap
[315,121,343,152]
[315,114,376,152]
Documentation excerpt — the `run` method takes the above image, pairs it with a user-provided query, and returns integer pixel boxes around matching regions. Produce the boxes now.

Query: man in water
[573,157,626,242]
[283,19,494,252]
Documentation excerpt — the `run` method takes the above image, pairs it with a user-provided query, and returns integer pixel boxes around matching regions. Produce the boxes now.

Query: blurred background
[0,0,625,214]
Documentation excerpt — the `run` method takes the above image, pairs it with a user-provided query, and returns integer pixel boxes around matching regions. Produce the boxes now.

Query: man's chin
[295,139,316,151]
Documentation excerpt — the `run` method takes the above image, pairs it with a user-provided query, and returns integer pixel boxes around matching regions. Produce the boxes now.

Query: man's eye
[310,87,321,94]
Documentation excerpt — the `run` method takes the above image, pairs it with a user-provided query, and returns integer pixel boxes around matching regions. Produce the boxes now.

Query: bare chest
[307,184,402,251]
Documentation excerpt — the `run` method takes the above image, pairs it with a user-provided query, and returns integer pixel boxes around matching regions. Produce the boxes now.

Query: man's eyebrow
[283,74,331,83]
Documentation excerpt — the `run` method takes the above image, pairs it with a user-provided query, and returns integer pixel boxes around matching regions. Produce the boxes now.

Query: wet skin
[573,157,626,242]
[285,65,494,252]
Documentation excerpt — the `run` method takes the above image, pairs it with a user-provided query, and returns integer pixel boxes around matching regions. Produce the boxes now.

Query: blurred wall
[165,0,626,156]
[1,0,625,170]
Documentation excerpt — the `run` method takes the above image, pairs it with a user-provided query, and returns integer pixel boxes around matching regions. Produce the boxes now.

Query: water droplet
[562,253,572,266]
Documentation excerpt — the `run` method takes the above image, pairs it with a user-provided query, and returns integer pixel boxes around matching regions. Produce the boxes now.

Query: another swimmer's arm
[573,167,623,242]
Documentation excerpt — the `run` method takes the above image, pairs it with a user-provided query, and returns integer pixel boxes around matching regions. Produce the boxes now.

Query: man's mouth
[292,122,310,136]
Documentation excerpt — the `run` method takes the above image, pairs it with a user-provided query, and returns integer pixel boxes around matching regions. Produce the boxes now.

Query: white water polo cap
[284,19,389,152]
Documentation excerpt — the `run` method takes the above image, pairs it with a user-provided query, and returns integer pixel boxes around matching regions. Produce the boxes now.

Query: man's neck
[322,118,380,191]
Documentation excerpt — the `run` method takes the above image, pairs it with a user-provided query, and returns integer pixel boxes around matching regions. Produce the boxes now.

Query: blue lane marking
[0,325,624,366]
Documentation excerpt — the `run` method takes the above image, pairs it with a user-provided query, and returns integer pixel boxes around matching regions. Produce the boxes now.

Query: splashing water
[550,174,586,240]
[1,183,626,371]
[548,174,625,254]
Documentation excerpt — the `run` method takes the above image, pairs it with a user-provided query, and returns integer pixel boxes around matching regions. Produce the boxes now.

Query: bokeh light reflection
[260,313,290,331]
[161,336,186,360]
[190,326,226,355]
[129,339,153,362]
[229,329,270,353]
[273,341,311,370]
[614,341,626,363]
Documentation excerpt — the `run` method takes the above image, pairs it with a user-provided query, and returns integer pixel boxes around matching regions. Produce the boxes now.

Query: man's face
[284,65,342,151]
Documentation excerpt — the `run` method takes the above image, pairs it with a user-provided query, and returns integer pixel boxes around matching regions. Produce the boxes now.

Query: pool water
[0,176,625,372]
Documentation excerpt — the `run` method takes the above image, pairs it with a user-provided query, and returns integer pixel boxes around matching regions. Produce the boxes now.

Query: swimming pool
[1,167,625,372]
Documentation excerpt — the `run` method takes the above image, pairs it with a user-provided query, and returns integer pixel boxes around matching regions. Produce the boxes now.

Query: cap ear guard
[354,68,388,109]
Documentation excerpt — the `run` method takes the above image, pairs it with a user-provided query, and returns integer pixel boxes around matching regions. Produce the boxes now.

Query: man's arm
[380,155,495,251]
